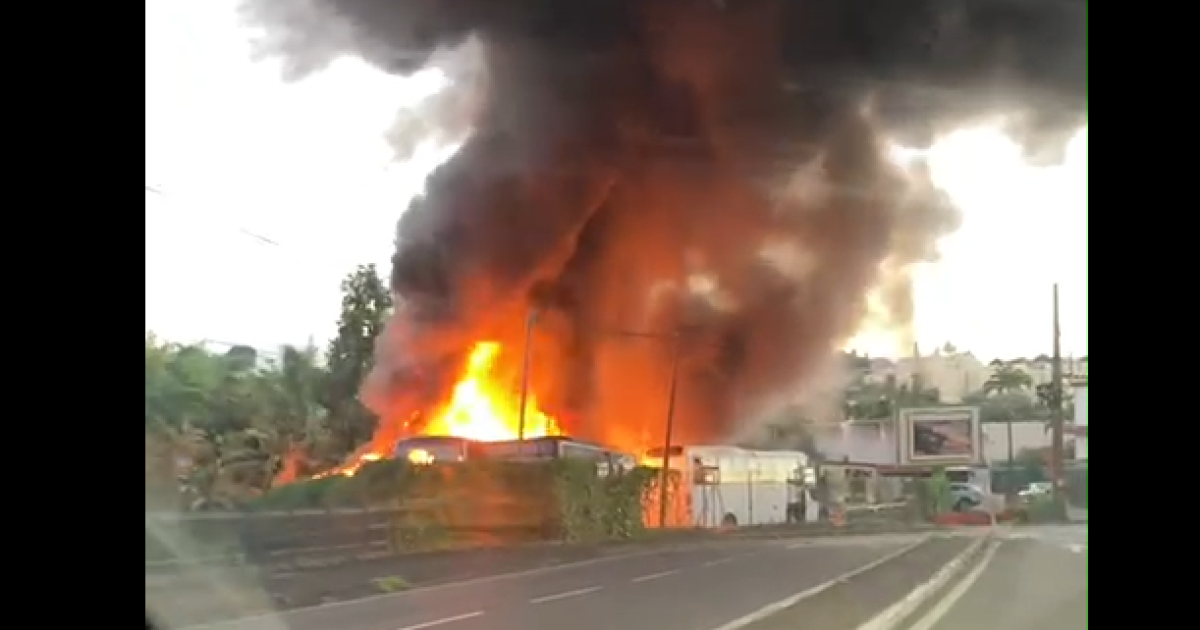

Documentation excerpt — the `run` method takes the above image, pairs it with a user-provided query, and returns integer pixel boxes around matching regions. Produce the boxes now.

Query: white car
[1018,482,1053,498]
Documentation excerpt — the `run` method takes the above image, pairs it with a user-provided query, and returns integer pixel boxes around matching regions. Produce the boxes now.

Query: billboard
[897,406,982,465]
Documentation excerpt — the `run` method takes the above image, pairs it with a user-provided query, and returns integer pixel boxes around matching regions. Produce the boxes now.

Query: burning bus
[394,434,635,473]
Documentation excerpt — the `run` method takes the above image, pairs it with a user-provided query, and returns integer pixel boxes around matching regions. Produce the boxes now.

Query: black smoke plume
[241,0,1086,448]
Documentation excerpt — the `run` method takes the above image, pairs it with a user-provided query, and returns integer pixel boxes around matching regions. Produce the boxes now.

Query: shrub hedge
[248,458,659,544]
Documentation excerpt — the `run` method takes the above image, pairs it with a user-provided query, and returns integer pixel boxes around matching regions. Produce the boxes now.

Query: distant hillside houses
[847,344,1087,404]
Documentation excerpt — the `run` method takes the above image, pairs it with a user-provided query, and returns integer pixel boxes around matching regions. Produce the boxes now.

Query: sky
[145,0,1087,361]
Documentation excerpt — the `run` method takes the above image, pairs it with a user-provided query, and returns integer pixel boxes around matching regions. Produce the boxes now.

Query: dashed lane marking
[529,586,602,605]
[632,569,679,583]
[396,611,484,630]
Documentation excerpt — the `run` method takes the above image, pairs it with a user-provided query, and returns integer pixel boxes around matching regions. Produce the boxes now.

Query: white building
[1072,378,1087,460]
[982,421,1054,463]
[863,346,992,403]
[813,422,897,465]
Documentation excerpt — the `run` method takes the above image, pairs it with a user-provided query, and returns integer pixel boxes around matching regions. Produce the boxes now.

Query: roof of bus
[647,445,809,458]
[396,434,624,451]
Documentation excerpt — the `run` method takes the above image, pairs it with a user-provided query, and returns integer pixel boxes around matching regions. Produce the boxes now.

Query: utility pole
[658,331,683,529]
[516,309,539,451]
[1049,283,1066,521]
[540,323,684,525]
[1005,409,1016,495]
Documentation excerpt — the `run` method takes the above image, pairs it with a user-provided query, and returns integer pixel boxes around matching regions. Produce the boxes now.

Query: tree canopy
[145,264,392,511]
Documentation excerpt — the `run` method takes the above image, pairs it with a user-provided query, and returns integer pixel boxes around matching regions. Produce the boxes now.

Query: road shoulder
[903,538,1086,630]
[734,536,975,630]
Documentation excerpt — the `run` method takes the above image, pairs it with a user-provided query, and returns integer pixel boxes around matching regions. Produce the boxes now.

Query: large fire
[315,341,562,479]
[421,341,561,441]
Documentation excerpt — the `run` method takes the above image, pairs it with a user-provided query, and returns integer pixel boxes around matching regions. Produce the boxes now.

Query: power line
[145,184,284,247]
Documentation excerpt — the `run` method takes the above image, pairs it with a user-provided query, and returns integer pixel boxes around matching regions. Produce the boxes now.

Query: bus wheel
[721,513,739,527]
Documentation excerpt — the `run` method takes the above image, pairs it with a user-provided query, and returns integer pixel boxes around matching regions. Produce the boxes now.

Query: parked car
[949,482,985,511]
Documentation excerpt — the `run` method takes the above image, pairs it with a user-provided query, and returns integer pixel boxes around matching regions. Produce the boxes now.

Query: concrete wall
[813,412,1083,466]
[981,421,1051,464]
[813,423,898,465]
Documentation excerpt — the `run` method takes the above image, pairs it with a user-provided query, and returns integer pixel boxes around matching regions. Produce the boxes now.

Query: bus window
[471,438,557,459]
[560,441,602,460]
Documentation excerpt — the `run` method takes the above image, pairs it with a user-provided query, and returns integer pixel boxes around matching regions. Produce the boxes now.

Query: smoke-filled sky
[146,0,1086,371]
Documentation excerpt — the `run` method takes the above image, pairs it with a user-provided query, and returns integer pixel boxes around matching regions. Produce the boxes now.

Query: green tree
[983,364,1033,396]
[145,264,395,509]
[257,344,326,437]
[325,264,393,452]
[145,336,228,432]
[974,391,1037,423]
[222,345,259,373]
[260,343,345,476]
[844,373,940,422]
[145,336,334,509]
[1035,381,1064,412]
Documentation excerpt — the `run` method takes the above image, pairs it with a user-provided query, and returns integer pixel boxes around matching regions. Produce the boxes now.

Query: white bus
[642,445,815,528]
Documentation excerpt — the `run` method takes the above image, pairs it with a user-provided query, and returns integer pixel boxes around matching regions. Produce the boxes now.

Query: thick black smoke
[241,0,1086,448]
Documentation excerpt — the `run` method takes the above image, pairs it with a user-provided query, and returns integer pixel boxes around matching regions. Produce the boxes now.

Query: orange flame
[313,341,562,479]
[420,341,561,441]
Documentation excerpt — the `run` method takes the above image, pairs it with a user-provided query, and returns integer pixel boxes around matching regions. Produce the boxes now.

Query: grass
[371,576,411,593]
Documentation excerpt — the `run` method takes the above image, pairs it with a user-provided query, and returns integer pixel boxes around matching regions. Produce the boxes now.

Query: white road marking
[997,525,1087,555]
[174,545,679,630]
[529,586,603,605]
[786,541,813,549]
[632,569,679,583]
[704,557,734,567]
[397,611,484,630]
[707,535,933,630]
[856,537,994,630]
[904,541,1001,630]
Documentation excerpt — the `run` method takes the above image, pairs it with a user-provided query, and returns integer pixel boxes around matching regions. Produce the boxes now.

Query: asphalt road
[164,534,929,630]
[737,536,975,630]
[910,526,1087,630]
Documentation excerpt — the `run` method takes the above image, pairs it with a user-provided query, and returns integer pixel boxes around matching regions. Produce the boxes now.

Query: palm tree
[263,344,327,437]
[262,344,342,479]
[984,365,1033,396]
